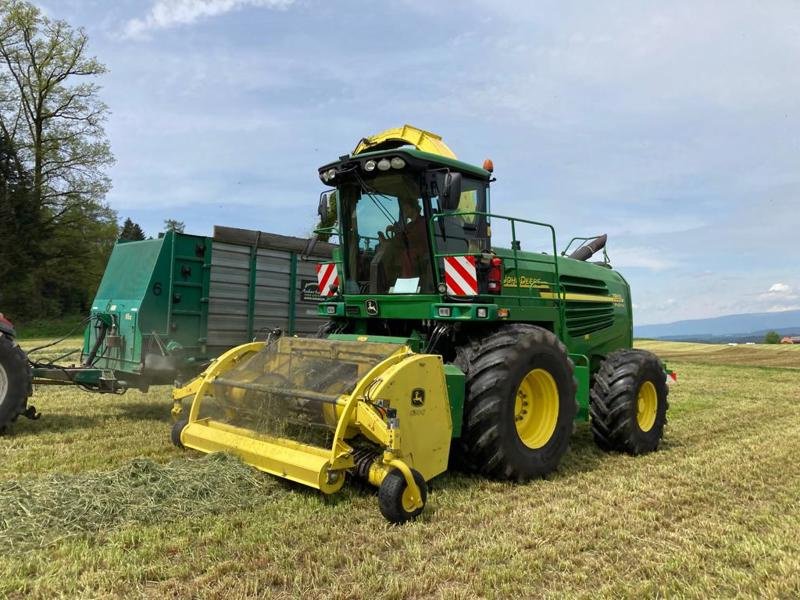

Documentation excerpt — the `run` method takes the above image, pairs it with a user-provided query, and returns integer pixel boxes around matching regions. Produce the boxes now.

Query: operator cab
[317,148,491,295]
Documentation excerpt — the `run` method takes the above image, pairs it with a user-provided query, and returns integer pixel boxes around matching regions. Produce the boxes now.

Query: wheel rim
[0,363,8,403]
[514,368,559,449]
[636,381,658,432]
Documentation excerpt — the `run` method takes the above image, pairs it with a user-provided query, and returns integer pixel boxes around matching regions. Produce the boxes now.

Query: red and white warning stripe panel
[316,263,339,297]
[444,255,478,296]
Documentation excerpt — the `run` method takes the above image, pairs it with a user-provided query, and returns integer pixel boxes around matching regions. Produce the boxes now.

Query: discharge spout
[568,234,608,261]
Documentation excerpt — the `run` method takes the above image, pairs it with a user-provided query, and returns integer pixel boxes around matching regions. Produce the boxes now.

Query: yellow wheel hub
[401,486,417,513]
[514,369,559,449]
[636,381,658,432]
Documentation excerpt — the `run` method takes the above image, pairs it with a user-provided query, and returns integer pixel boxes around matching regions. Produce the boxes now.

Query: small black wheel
[590,349,669,454]
[171,418,188,449]
[0,334,32,434]
[378,468,427,524]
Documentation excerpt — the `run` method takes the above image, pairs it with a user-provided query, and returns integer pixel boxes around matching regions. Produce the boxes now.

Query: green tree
[119,217,145,241]
[0,0,113,211]
[0,1,116,317]
[36,200,118,314]
[764,330,781,344]
[0,133,39,310]
[163,219,185,234]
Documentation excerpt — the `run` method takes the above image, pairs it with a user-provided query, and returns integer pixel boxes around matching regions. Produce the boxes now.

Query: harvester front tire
[456,324,577,481]
[378,468,427,524]
[0,334,32,434]
[171,418,188,449]
[589,350,668,454]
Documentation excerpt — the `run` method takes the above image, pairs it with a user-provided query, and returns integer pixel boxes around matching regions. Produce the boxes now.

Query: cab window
[429,175,488,254]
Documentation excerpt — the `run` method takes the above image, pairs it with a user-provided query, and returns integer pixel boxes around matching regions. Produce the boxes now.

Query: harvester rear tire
[589,349,668,454]
[0,334,32,434]
[171,418,188,449]
[378,468,427,524]
[455,324,577,481]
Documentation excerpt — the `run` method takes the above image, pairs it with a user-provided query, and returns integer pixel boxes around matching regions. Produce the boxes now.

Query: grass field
[1,338,798,598]
[636,339,800,369]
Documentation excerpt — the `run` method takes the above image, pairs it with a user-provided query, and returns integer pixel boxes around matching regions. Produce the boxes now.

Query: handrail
[313,225,341,243]
[428,211,566,336]
[312,213,571,337]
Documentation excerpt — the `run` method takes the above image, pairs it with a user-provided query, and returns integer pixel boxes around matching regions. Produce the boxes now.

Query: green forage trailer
[0,227,334,432]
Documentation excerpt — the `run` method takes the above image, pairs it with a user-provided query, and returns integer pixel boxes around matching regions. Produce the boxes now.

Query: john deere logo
[411,388,425,406]
[365,299,379,316]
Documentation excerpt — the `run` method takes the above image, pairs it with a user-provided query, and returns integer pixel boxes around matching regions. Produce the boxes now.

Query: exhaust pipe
[568,234,607,261]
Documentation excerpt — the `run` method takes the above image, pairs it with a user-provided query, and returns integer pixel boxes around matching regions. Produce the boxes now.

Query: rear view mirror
[441,172,462,211]
[318,191,334,223]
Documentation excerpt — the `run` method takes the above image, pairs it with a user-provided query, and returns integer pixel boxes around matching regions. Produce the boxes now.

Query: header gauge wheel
[378,468,427,524]
[171,418,189,449]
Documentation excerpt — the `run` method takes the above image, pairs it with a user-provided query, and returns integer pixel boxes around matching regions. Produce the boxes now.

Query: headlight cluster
[363,156,405,172]
[319,156,406,182]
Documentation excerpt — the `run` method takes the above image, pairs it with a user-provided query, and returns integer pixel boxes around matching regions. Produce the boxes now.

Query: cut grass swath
[0,453,277,553]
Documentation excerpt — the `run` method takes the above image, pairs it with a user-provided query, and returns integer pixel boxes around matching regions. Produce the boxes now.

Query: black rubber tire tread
[0,334,32,434]
[171,418,188,449]
[589,349,669,454]
[454,324,578,481]
[378,468,427,524]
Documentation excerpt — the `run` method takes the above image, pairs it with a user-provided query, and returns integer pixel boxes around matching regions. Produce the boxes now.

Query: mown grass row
[637,338,800,369]
[1,340,798,598]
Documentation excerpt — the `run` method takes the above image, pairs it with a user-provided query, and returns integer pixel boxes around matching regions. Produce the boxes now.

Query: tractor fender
[0,313,16,338]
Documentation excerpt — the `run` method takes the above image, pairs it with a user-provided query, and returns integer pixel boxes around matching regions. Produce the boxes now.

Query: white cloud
[759,282,796,303]
[768,282,792,294]
[766,304,800,312]
[123,0,293,38]
[753,282,799,314]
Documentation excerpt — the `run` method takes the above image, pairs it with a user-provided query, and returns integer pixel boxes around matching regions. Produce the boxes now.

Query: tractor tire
[455,324,577,481]
[589,349,669,454]
[378,468,427,524]
[0,334,32,434]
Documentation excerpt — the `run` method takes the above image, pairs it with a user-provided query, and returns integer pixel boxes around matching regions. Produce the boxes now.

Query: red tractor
[0,313,33,433]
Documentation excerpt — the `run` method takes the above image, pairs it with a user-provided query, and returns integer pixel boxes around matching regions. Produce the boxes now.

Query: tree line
[0,1,181,321]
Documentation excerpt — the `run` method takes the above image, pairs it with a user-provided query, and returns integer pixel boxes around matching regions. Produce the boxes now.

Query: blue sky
[39,0,800,324]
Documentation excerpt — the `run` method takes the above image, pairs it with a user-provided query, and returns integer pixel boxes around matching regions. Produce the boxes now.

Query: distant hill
[635,310,800,342]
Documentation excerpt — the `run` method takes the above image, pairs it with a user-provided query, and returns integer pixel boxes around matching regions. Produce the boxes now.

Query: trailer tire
[455,324,577,481]
[0,334,32,434]
[589,349,668,454]
[378,468,427,524]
